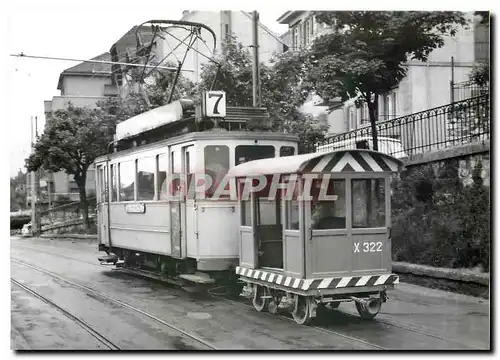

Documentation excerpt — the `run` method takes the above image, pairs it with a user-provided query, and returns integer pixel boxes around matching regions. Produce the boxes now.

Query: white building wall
[62,76,112,97]
[160,11,284,84]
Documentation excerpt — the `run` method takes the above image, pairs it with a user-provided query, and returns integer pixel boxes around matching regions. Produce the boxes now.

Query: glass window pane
[110,164,117,202]
[119,161,135,201]
[257,199,278,225]
[158,154,168,200]
[205,145,230,198]
[137,157,155,200]
[241,200,251,226]
[352,179,386,228]
[311,179,346,229]
[235,145,275,166]
[280,146,295,157]
[285,200,299,230]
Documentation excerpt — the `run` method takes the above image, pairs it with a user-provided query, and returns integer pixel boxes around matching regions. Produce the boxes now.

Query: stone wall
[391,140,490,271]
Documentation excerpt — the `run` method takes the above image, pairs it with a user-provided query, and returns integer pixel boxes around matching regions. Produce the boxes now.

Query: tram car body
[227,149,404,324]
[95,98,299,285]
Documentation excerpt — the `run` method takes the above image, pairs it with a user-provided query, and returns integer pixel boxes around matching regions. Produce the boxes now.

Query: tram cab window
[241,199,252,226]
[157,153,168,200]
[110,164,117,202]
[311,179,346,229]
[137,157,155,201]
[352,179,386,228]
[119,160,135,201]
[235,145,275,165]
[285,200,300,230]
[280,146,295,157]
[205,145,230,198]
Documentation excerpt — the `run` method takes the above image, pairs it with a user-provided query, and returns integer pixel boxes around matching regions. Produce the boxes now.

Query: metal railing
[311,94,490,158]
[451,80,489,103]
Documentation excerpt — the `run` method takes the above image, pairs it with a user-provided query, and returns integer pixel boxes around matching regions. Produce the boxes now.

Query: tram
[227,149,403,324]
[95,96,299,288]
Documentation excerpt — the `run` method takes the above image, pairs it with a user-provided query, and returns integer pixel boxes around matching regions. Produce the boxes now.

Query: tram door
[255,195,283,269]
[170,150,182,258]
[97,165,109,246]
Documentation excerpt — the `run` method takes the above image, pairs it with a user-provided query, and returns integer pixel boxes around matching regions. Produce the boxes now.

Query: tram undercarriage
[97,245,243,295]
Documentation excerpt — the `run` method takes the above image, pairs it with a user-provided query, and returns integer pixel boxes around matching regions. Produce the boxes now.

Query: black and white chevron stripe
[235,266,399,291]
[300,150,400,173]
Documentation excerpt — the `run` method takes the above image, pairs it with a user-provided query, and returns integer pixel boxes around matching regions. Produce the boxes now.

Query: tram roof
[227,149,404,178]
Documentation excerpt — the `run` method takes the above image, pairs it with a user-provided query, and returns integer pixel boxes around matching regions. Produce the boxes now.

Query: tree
[198,35,328,150]
[307,11,468,150]
[25,105,116,229]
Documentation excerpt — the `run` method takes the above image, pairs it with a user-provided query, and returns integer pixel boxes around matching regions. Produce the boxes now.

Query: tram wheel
[355,298,382,320]
[252,285,270,312]
[292,295,313,325]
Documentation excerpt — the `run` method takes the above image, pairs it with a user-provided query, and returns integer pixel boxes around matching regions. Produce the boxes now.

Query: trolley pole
[251,10,261,107]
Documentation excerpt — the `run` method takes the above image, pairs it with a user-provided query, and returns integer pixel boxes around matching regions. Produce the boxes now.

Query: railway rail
[11,242,482,350]
[11,278,120,350]
[11,258,218,350]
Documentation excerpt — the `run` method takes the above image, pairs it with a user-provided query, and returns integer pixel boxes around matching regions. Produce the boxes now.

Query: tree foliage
[25,105,116,228]
[308,11,468,150]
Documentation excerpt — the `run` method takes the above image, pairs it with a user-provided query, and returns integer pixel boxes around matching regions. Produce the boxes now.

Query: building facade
[162,11,286,84]
[41,53,118,203]
[277,11,489,137]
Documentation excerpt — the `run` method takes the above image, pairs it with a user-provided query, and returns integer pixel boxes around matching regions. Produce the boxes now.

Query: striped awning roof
[227,149,403,178]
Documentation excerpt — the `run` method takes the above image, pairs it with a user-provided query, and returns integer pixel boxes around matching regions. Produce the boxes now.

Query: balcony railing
[311,94,490,158]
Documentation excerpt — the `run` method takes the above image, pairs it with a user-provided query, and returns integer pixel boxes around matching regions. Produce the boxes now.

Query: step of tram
[97,254,118,264]
[178,272,215,284]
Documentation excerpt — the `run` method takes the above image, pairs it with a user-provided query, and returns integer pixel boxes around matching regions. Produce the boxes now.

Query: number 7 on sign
[205,91,226,117]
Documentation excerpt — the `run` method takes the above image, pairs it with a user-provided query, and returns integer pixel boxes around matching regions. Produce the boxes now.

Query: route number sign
[204,91,226,118]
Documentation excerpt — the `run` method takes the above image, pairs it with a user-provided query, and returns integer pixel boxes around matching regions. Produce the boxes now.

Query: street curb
[393,261,489,286]
[40,234,97,241]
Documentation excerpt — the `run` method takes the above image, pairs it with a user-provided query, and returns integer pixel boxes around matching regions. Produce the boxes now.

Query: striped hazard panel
[235,266,399,291]
[301,150,400,173]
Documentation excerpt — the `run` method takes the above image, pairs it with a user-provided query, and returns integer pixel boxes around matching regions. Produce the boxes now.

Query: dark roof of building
[57,52,111,90]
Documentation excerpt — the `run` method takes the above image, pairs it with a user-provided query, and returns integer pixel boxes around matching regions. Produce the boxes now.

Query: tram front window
[235,145,275,165]
[311,179,346,229]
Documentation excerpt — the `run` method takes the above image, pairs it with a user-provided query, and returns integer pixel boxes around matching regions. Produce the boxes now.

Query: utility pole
[252,10,261,107]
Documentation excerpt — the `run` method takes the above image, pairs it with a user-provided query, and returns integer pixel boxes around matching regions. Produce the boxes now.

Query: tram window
[97,166,104,203]
[157,153,168,200]
[235,145,275,165]
[257,199,278,225]
[205,145,230,198]
[110,164,117,202]
[352,179,386,228]
[241,200,252,226]
[137,157,155,201]
[119,160,135,201]
[311,179,346,229]
[285,200,300,230]
[280,146,295,157]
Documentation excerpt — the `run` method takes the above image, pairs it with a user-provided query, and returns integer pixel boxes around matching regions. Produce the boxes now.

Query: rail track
[11,278,120,350]
[11,240,481,350]
[11,258,218,350]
